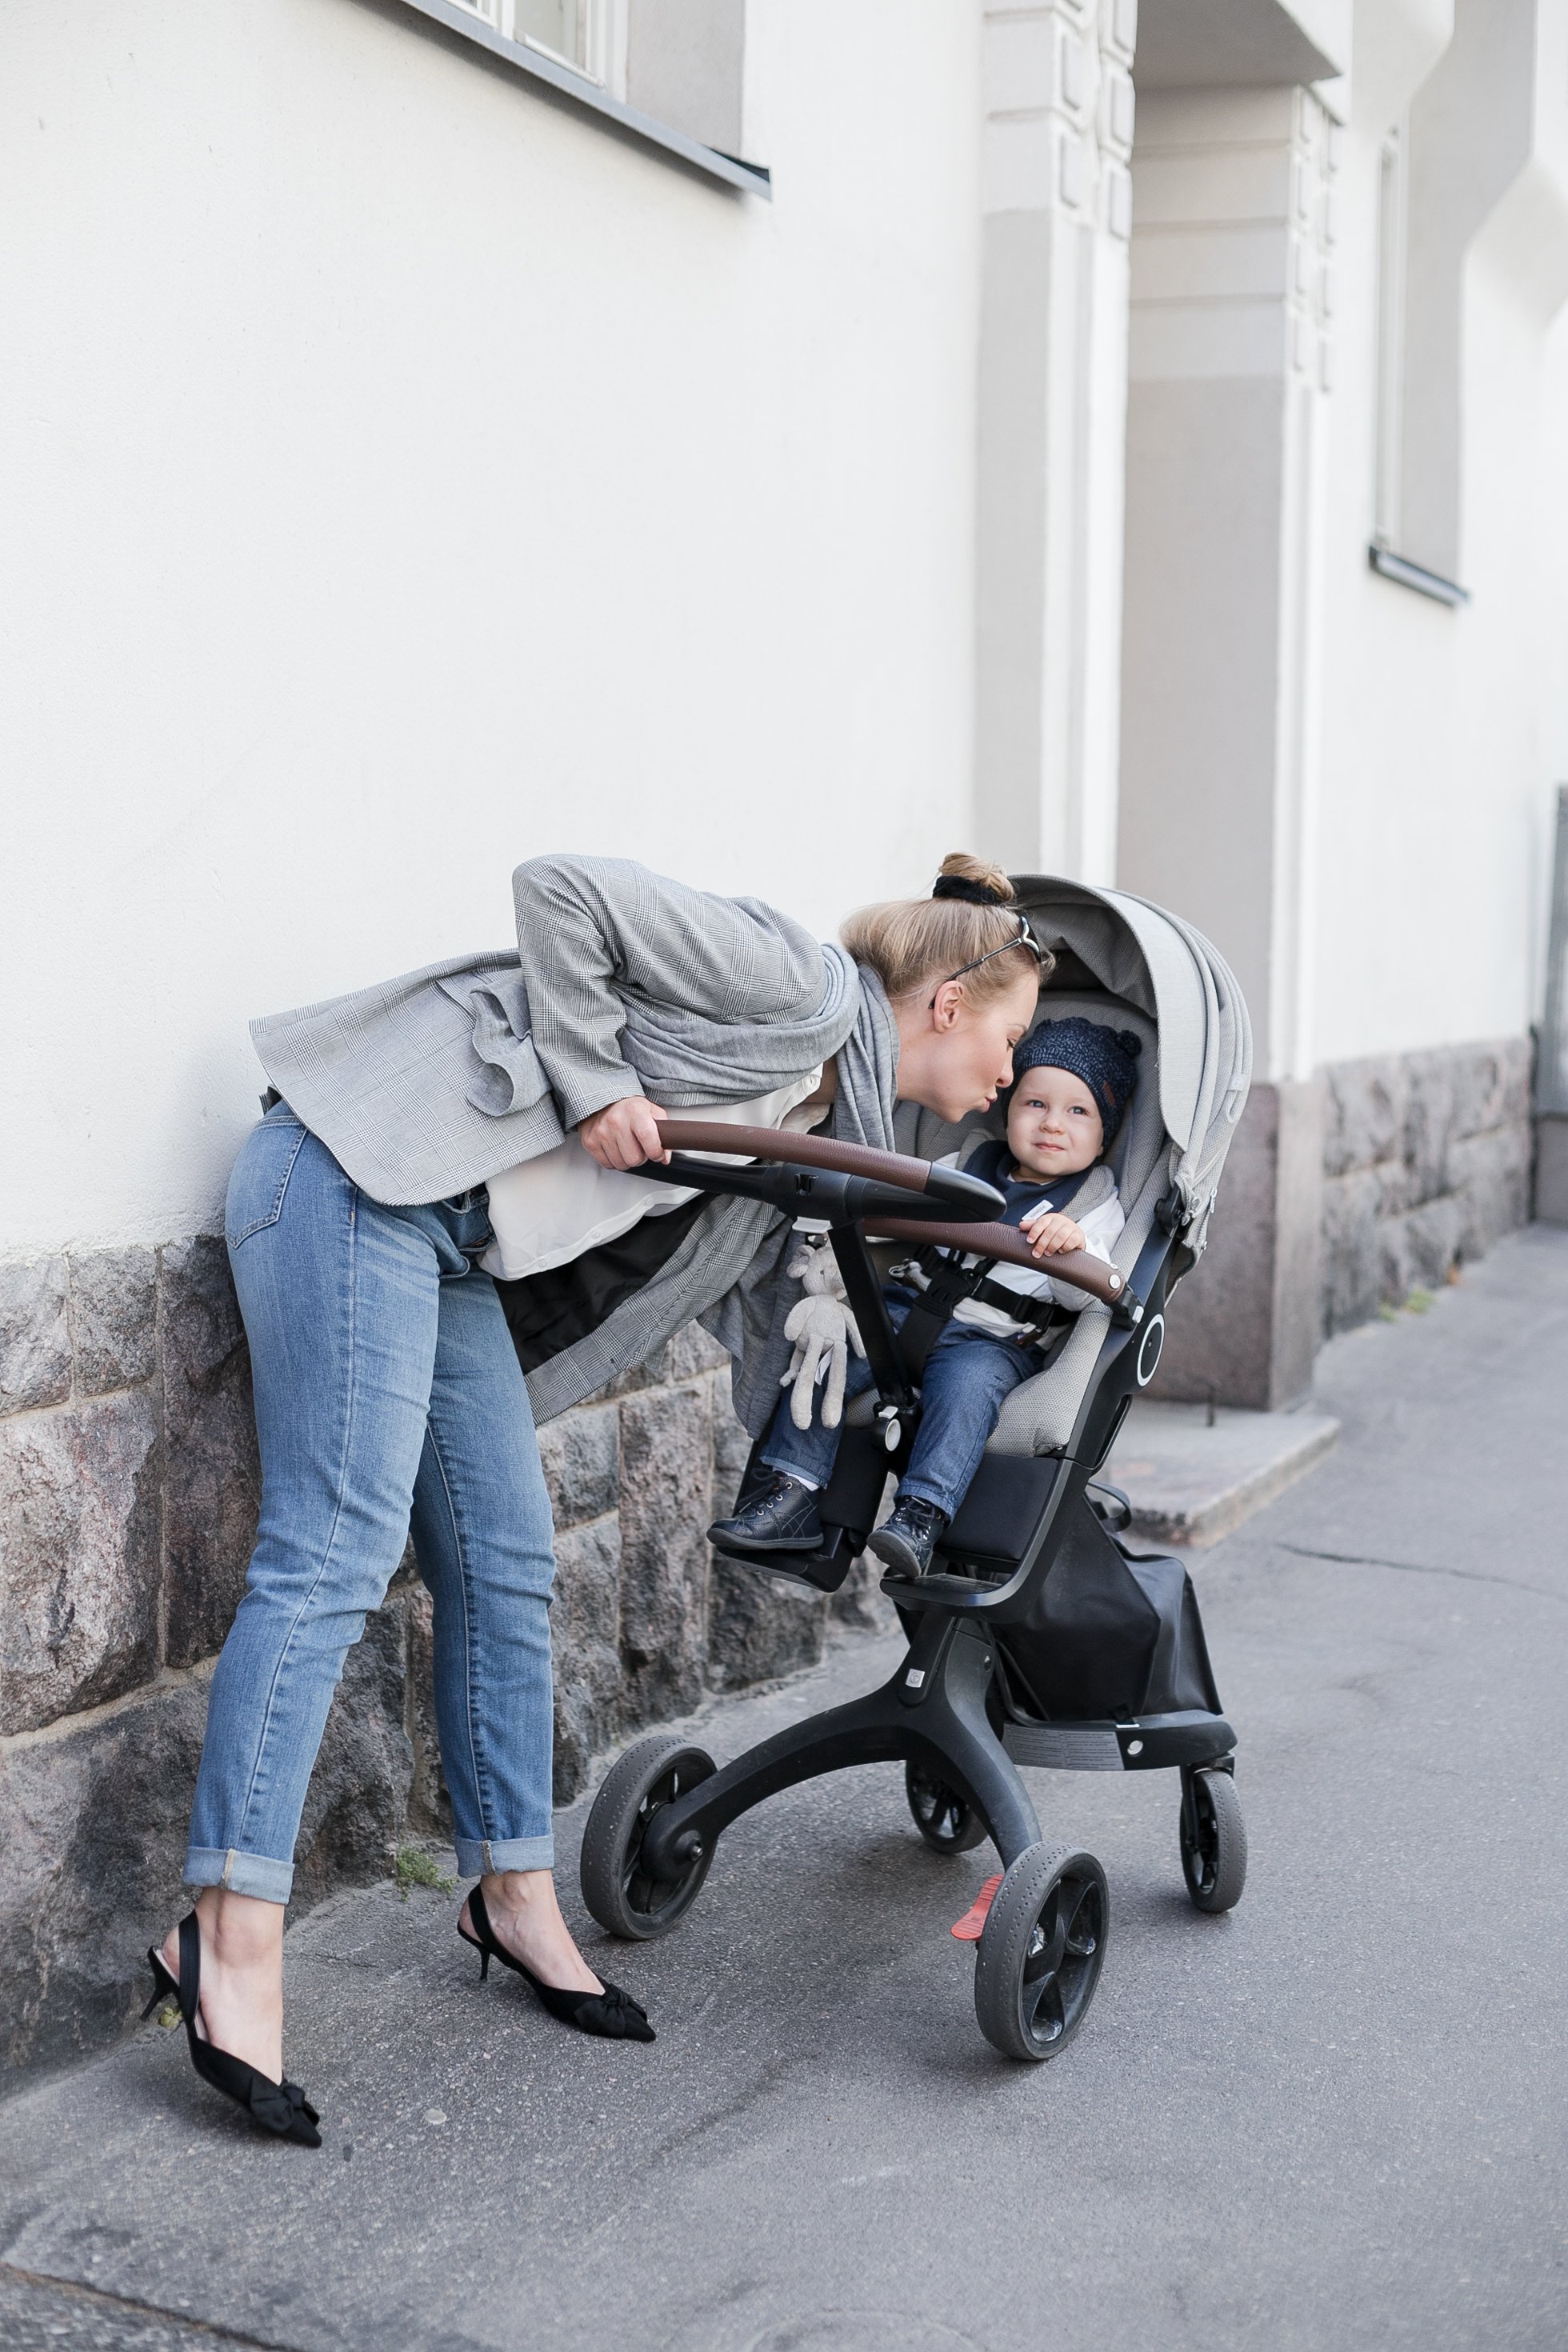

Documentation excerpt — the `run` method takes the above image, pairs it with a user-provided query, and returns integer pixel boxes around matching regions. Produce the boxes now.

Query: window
[1373,125,1407,553]
[450,0,626,95]
[398,0,766,197]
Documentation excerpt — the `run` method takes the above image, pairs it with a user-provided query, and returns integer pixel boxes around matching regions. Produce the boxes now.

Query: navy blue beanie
[1011,1018,1142,1147]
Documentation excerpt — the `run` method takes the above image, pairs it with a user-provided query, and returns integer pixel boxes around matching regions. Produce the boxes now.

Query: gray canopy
[898,874,1252,1458]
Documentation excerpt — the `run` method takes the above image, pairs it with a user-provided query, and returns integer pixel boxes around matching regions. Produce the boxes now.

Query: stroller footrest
[1004,1710,1236,1773]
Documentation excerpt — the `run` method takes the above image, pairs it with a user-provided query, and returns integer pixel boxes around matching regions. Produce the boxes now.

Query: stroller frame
[579,1122,1246,2063]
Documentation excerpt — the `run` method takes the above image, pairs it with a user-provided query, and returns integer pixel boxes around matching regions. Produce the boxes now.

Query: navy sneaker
[708,1472,824,1555]
[868,1496,948,1577]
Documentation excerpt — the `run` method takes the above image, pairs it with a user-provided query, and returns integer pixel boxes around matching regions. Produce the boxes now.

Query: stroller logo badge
[1135,1312,1166,1387]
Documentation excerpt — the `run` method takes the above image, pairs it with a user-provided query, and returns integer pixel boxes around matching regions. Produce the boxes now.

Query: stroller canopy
[1009,875,1252,1268]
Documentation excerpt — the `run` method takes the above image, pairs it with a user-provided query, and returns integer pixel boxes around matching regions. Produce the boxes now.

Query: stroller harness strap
[893,1155,1097,1381]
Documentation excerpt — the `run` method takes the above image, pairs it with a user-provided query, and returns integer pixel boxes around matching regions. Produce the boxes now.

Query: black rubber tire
[905,1761,989,1854]
[1180,1765,1248,1914]
[973,1842,1109,2062]
[579,1736,718,1941]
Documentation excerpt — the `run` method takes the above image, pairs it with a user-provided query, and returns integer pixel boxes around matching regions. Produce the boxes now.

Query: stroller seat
[578,876,1252,2065]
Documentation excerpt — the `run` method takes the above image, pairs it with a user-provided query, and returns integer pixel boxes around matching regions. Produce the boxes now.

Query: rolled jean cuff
[182,1846,294,1905]
[454,1832,555,1878]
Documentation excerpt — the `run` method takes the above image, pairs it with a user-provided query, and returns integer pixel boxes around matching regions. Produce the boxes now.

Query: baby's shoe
[868,1497,947,1578]
[709,1472,823,1555]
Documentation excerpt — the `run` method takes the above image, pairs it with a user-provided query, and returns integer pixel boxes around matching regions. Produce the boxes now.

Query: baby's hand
[1021,1208,1086,1258]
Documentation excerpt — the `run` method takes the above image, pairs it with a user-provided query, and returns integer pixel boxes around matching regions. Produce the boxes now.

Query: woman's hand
[1021,1207,1086,1258]
[578,1096,670,1170]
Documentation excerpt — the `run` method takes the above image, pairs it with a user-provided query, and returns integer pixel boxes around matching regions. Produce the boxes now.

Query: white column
[974,0,1138,883]
[1117,82,1338,1085]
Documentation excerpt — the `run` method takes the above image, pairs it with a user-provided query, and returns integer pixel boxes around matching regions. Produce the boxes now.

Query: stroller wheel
[1179,1764,1247,1914]
[973,1842,1109,2062]
[905,1761,989,1854]
[580,1735,717,1940]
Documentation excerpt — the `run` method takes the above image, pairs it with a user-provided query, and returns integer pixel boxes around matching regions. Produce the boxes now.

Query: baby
[711,1017,1141,1577]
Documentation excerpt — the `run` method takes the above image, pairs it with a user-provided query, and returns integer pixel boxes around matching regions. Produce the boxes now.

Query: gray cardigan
[250,855,899,1428]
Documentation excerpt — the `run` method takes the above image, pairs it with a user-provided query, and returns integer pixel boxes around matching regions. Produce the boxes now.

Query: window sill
[1367,545,1470,608]
[390,0,771,200]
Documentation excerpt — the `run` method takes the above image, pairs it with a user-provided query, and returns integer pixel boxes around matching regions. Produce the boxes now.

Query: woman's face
[894,966,1041,1125]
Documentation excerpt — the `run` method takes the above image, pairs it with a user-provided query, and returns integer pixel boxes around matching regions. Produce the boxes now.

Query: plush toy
[780,1236,866,1431]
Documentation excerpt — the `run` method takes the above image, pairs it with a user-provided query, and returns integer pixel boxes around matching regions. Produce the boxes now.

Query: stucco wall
[1307,26,1568,1070]
[0,0,981,1265]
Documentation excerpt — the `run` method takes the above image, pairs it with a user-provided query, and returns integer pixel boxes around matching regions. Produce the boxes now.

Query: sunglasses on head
[929,913,1043,1008]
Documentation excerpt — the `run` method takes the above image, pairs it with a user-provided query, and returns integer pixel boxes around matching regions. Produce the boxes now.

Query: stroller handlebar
[652,1119,1001,1219]
[649,1123,1126,1306]
[865,1216,1129,1307]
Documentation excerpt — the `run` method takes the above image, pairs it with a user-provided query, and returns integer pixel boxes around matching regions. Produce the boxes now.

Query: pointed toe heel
[458,1886,654,2043]
[146,1913,322,2147]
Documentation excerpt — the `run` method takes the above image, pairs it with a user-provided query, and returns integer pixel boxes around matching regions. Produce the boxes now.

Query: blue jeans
[185,1106,558,1902]
[761,1288,1043,1522]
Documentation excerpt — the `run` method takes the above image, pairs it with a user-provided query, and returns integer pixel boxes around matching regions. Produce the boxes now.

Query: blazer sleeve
[512,854,828,1130]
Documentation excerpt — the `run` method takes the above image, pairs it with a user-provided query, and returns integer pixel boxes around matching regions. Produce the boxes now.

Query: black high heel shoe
[458,1885,654,2042]
[142,1913,322,2147]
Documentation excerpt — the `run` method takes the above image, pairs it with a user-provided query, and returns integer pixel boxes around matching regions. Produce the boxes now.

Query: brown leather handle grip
[866,1217,1128,1307]
[654,1119,939,1193]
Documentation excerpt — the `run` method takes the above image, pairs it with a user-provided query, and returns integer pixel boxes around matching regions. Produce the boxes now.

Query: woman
[146,850,1046,2145]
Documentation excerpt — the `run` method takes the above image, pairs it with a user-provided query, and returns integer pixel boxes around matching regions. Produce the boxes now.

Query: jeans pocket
[226,1118,310,1248]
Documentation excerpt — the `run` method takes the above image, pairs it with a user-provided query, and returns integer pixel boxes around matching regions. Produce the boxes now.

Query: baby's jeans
[184,1103,558,1902]
[761,1289,1044,1524]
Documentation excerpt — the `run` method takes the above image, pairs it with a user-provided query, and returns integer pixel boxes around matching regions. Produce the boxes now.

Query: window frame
[391,0,770,199]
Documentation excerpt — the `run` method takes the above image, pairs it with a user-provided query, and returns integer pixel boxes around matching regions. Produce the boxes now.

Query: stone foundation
[1150,1036,1531,1408]
[0,1242,878,2083]
[1320,1038,1533,1334]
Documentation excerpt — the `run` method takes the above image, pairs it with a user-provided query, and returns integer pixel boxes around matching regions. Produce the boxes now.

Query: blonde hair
[841,852,1051,1006]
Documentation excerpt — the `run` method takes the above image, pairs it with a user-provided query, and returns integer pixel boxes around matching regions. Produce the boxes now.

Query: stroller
[578,877,1252,2062]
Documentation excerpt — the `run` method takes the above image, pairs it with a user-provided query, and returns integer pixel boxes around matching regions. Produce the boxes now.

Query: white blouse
[479,1069,825,1282]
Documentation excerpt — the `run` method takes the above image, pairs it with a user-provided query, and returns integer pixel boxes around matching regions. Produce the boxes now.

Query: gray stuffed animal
[780,1236,866,1431]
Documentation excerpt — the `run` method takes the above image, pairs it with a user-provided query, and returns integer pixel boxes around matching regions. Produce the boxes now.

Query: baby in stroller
[710,1015,1142,1578]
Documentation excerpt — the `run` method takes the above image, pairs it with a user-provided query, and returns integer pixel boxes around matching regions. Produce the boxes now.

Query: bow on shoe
[248,2075,322,2138]
[590,1985,648,2034]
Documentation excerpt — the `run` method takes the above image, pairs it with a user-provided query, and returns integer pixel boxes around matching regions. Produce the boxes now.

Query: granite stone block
[1450,1123,1531,1255]
[0,1672,210,2076]
[1323,1058,1405,1180]
[399,1583,451,1842]
[706,1558,825,1691]
[159,1238,261,1669]
[290,1603,414,1912]
[68,1246,158,1395]
[1320,1038,1531,1334]
[0,1392,162,1734]
[550,1515,624,1803]
[617,1382,712,1725]
[0,1258,71,1416]
[537,1402,619,1531]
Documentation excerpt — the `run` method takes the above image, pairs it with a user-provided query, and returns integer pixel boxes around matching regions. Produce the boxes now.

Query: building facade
[3,0,1566,2073]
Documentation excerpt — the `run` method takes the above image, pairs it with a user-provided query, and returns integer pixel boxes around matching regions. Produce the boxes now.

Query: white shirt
[924,1152,1126,1341]
[479,1070,825,1282]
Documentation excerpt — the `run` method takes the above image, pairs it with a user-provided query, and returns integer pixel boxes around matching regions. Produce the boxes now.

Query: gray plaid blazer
[251,856,862,1207]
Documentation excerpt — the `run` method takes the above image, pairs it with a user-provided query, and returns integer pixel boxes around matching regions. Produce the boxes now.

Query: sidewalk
[4,1226,1567,2352]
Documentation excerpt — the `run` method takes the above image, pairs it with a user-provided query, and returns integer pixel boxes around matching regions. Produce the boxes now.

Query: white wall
[1308,2,1568,1067]
[0,0,981,1260]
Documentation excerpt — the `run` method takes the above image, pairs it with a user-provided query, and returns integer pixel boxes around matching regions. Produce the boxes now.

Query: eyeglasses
[929,913,1043,1008]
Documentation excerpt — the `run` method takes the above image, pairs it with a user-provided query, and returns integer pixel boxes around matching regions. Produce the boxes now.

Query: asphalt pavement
[2,1225,1566,2352]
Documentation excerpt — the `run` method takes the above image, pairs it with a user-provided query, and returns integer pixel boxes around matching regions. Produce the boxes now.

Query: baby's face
[1007,1066,1105,1182]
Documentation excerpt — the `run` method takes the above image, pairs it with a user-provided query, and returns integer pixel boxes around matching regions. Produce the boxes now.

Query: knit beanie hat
[1012,1017,1142,1147]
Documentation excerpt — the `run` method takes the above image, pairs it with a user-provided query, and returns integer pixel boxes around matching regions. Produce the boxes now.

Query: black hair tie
[932,874,1008,906]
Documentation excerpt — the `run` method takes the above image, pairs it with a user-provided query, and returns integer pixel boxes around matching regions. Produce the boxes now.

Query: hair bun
[933,851,1014,908]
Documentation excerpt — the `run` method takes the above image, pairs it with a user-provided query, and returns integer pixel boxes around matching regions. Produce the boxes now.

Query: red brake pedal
[950,1873,1002,1942]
